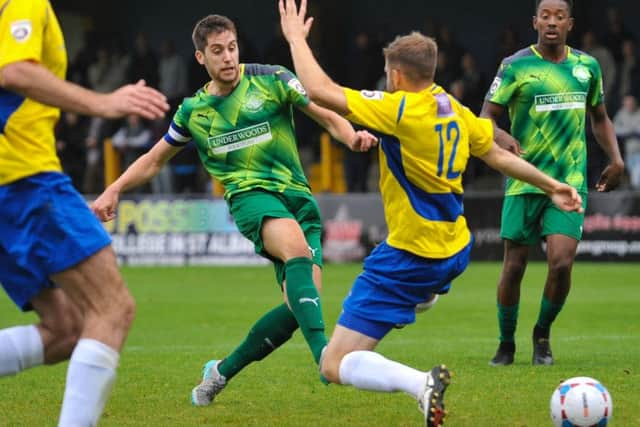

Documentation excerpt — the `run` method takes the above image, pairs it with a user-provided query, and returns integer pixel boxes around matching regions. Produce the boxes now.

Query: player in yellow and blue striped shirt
[0,0,168,425]
[280,1,584,426]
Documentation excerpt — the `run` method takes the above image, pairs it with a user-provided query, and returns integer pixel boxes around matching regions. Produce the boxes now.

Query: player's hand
[349,130,378,152]
[279,0,314,43]
[101,80,169,120]
[595,161,624,192]
[496,134,525,155]
[91,189,120,222]
[549,184,583,213]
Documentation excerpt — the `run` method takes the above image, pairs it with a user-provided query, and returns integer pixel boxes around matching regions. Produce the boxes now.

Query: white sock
[58,338,120,427]
[0,325,44,376]
[338,350,427,399]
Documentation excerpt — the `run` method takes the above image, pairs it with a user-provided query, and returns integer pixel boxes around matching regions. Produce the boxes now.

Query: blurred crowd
[56,7,640,194]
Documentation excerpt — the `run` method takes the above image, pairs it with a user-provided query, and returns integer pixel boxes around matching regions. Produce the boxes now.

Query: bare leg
[0,288,83,377]
[52,245,135,427]
[31,288,84,364]
[542,234,578,304]
[497,240,530,306]
[51,245,135,351]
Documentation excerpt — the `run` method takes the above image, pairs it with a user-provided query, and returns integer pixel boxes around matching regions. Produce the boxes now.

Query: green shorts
[500,193,587,245]
[229,189,323,285]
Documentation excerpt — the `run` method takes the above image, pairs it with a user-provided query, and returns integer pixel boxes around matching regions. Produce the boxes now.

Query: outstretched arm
[590,103,624,192]
[91,140,182,222]
[0,60,168,120]
[479,143,583,213]
[300,101,377,152]
[279,0,349,115]
[480,100,524,155]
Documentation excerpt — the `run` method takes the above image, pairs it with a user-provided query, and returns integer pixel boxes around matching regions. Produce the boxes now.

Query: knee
[102,286,136,333]
[320,353,342,384]
[114,289,136,331]
[503,258,527,280]
[548,256,573,280]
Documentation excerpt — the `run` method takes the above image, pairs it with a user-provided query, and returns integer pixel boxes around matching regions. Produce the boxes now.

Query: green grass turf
[0,262,638,426]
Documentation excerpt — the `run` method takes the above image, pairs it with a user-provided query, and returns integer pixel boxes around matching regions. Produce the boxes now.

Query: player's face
[196,30,240,85]
[533,0,573,46]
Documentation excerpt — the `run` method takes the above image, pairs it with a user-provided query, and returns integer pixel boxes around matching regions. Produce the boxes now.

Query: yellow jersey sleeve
[458,104,494,157]
[0,0,47,69]
[344,87,402,135]
[0,0,66,184]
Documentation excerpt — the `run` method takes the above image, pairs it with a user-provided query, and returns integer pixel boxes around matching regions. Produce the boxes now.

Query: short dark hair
[535,0,573,14]
[383,32,438,83]
[192,15,237,51]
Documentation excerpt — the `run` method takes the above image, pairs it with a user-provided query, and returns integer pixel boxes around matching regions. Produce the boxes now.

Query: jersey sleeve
[163,102,192,147]
[588,58,605,108]
[344,88,400,135]
[273,66,310,109]
[458,103,494,157]
[0,0,48,69]
[485,60,517,106]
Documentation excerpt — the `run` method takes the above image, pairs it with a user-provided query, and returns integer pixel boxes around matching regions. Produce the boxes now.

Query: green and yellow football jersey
[165,64,311,200]
[486,45,604,195]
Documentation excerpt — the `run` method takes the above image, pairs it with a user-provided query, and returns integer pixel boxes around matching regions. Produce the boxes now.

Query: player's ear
[195,50,205,65]
[567,17,574,32]
[532,16,538,31]
[390,68,400,90]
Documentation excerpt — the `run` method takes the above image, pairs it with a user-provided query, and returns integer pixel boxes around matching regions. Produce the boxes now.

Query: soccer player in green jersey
[481,0,624,366]
[91,14,377,406]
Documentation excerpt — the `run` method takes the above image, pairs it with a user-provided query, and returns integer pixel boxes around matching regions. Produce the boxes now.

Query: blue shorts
[0,172,112,311]
[338,240,472,340]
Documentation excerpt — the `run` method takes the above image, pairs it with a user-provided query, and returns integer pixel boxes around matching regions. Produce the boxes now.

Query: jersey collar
[530,45,570,63]
[201,65,249,127]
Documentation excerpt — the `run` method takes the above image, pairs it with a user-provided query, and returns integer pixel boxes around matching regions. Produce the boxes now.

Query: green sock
[497,303,519,343]
[284,257,327,364]
[218,303,298,380]
[535,297,565,331]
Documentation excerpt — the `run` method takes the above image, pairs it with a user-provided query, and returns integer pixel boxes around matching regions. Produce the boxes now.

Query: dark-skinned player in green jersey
[91,14,377,406]
[481,0,624,366]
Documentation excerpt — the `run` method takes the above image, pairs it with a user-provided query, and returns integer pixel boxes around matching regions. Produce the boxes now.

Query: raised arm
[91,140,182,222]
[0,60,169,120]
[589,103,625,192]
[479,142,583,213]
[279,0,349,115]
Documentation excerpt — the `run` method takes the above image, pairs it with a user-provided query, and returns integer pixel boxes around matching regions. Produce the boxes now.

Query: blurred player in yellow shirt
[0,0,168,425]
[279,1,583,426]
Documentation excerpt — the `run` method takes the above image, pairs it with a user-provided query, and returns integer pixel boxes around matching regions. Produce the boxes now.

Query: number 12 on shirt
[435,121,461,180]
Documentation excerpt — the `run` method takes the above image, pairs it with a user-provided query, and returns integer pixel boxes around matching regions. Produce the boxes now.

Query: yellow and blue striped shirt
[0,0,66,184]
[345,85,493,258]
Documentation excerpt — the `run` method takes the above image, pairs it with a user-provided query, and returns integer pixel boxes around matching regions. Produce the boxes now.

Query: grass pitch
[1,262,638,426]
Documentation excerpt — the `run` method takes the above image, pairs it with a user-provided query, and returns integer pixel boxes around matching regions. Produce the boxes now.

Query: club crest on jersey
[10,20,32,43]
[287,78,307,96]
[242,93,266,112]
[360,90,384,100]
[489,76,502,95]
[572,65,591,83]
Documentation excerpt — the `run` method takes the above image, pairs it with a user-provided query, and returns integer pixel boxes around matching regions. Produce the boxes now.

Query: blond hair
[383,32,437,83]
